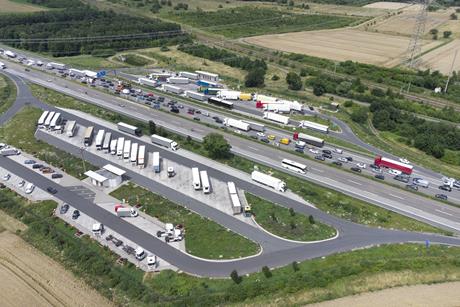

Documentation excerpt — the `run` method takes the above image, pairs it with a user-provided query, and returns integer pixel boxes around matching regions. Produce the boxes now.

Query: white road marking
[248,146,259,151]
[347,179,362,186]
[435,209,453,216]
[389,193,405,200]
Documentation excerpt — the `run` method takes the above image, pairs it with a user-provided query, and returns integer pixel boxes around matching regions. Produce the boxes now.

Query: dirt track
[0,231,113,307]
[311,282,460,307]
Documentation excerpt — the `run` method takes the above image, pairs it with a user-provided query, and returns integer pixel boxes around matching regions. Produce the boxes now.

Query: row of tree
[0,7,188,57]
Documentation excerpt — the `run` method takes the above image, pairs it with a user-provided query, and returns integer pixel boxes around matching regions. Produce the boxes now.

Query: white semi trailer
[263,112,290,125]
[251,171,286,192]
[151,134,178,151]
[223,118,250,131]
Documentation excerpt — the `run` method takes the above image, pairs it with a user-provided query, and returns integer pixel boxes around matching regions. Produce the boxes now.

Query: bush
[286,72,302,90]
[350,106,369,124]
[245,68,266,88]
[343,100,354,108]
[309,215,315,224]
[262,266,272,278]
[230,270,241,284]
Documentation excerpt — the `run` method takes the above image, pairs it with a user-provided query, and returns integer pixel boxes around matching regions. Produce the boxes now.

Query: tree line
[0,7,189,57]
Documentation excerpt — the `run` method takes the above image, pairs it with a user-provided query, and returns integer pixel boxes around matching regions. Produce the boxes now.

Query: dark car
[351,166,362,173]
[346,156,353,162]
[72,210,80,220]
[105,234,114,241]
[47,186,58,194]
[212,116,219,121]
[59,203,69,214]
[406,184,418,191]
[187,108,195,115]
[215,118,223,124]
[112,238,123,247]
[322,149,332,155]
[32,164,43,169]
[375,174,385,180]
[195,110,201,114]
[369,164,379,170]
[193,117,200,121]
[394,175,410,183]
[439,185,452,192]
[322,153,333,159]
[260,138,269,143]
[295,148,304,153]
[315,155,325,161]
[24,159,36,165]
[332,161,342,166]
[435,194,448,200]
[170,107,179,114]
[51,173,63,179]
[158,96,165,102]
[250,135,258,140]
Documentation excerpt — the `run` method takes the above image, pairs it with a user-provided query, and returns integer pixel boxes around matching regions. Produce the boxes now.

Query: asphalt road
[3,68,460,234]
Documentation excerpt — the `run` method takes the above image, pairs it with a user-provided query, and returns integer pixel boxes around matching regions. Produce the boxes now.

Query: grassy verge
[0,107,96,179]
[0,73,17,115]
[57,54,123,70]
[29,85,450,235]
[246,193,336,241]
[110,183,260,259]
[2,187,460,306]
[115,54,155,66]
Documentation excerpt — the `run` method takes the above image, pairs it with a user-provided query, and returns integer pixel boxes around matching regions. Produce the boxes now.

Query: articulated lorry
[223,118,250,131]
[251,171,286,192]
[151,134,178,151]
[374,156,413,175]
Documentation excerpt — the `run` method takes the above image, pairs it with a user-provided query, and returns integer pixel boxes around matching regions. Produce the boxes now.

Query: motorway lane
[4,68,460,233]
[3,153,460,277]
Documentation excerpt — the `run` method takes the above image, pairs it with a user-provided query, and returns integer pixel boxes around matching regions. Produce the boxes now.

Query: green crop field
[165,7,362,38]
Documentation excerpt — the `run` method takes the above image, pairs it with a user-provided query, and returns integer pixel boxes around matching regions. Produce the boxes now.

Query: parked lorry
[163,84,183,94]
[185,91,206,101]
[65,120,77,137]
[0,62,6,69]
[263,103,291,113]
[152,152,160,173]
[116,137,125,157]
[138,145,146,168]
[251,171,286,192]
[130,143,139,165]
[110,139,117,155]
[151,134,178,151]
[227,182,241,215]
[223,118,250,131]
[116,207,138,217]
[102,132,112,153]
[95,129,105,150]
[179,71,198,80]
[217,90,240,100]
[37,111,49,127]
[293,132,324,147]
[239,93,252,101]
[167,77,189,84]
[138,77,157,88]
[243,121,265,132]
[263,112,290,125]
[0,147,21,156]
[374,156,413,175]
[46,62,67,70]
[200,170,211,194]
[123,139,131,161]
[117,122,142,136]
[299,120,329,134]
[92,223,104,235]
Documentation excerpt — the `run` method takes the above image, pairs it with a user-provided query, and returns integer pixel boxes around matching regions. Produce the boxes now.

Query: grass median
[0,73,17,115]
[246,193,336,241]
[0,107,97,179]
[2,187,460,306]
[110,183,260,259]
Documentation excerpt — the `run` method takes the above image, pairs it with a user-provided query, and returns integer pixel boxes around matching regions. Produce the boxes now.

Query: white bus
[200,170,211,194]
[44,111,55,127]
[95,129,105,150]
[110,139,118,155]
[123,140,131,161]
[130,143,139,165]
[102,132,112,153]
[281,158,307,174]
[49,112,61,129]
[192,167,201,190]
[37,111,49,127]
[116,137,125,157]
[138,145,146,168]
[152,152,160,173]
[65,120,77,137]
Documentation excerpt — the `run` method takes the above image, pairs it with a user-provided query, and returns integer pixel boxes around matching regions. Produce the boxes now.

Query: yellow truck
[280,138,290,145]
[239,93,252,101]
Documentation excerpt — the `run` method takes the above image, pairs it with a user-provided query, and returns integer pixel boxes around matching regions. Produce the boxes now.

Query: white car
[337,157,348,163]
[335,148,343,154]
[388,169,402,176]
[413,178,429,188]
[234,130,242,134]
[309,148,319,154]
[356,162,366,169]
[18,180,25,187]
[147,255,157,266]
[399,158,410,164]
[2,174,10,181]
[25,183,35,194]
[257,132,265,138]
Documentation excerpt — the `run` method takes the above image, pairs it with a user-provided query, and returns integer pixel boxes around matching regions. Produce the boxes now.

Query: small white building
[85,164,125,188]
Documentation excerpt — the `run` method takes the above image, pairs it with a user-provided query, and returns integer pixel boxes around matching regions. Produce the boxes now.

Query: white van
[135,247,146,260]
[25,183,35,194]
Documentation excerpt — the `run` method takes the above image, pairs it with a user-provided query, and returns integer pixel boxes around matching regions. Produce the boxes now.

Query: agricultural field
[0,231,112,307]
[419,39,460,74]
[164,7,362,38]
[245,28,442,67]
[362,1,410,10]
[0,0,45,13]
[303,2,387,17]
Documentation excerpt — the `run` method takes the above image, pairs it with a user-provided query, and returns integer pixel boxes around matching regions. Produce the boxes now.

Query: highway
[2,67,460,234]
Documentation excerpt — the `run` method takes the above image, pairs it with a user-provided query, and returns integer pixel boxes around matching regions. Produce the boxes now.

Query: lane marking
[347,179,362,186]
[435,209,453,216]
[248,146,259,151]
[389,193,405,200]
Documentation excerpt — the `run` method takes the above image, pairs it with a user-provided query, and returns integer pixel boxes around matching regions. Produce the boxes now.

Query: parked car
[369,164,379,170]
[309,148,319,154]
[47,186,58,194]
[375,174,385,180]
[2,173,11,181]
[371,167,382,174]
[51,173,63,179]
[412,178,429,188]
[351,167,361,173]
[18,180,25,187]
[32,164,43,169]
[59,203,69,214]
[112,238,123,247]
[439,185,452,192]
[257,132,265,138]
[193,117,200,121]
[72,210,80,220]
[435,194,448,200]
[399,158,410,164]
[335,148,343,154]
[24,159,36,164]
[25,183,35,194]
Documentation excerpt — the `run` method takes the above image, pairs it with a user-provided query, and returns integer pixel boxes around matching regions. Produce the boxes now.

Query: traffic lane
[36,129,298,253]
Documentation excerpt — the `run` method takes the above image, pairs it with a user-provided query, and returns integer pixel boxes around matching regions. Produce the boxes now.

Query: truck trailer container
[179,71,198,80]
[65,120,77,137]
[116,137,125,157]
[116,207,137,217]
[167,77,189,84]
[163,84,183,94]
[192,167,201,190]
[83,126,94,147]
[123,140,131,161]
[293,132,324,147]
[200,170,211,194]
[185,91,206,101]
[46,62,67,70]
[227,182,241,214]
[196,80,220,88]
[263,103,291,113]
[263,112,290,125]
[69,68,85,78]
[102,132,112,153]
[49,112,62,130]
[138,145,146,168]
[203,87,220,95]
[117,122,142,137]
[299,120,329,134]
[152,152,160,173]
[130,143,139,165]
[195,70,219,82]
[138,77,157,88]
[256,94,278,104]
[243,121,265,132]
[95,129,105,150]
[110,139,118,155]
[37,111,49,127]
[251,171,286,192]
[223,118,250,131]
[151,134,178,151]
[239,93,252,101]
[217,90,240,100]
[43,111,55,128]
[374,156,413,175]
